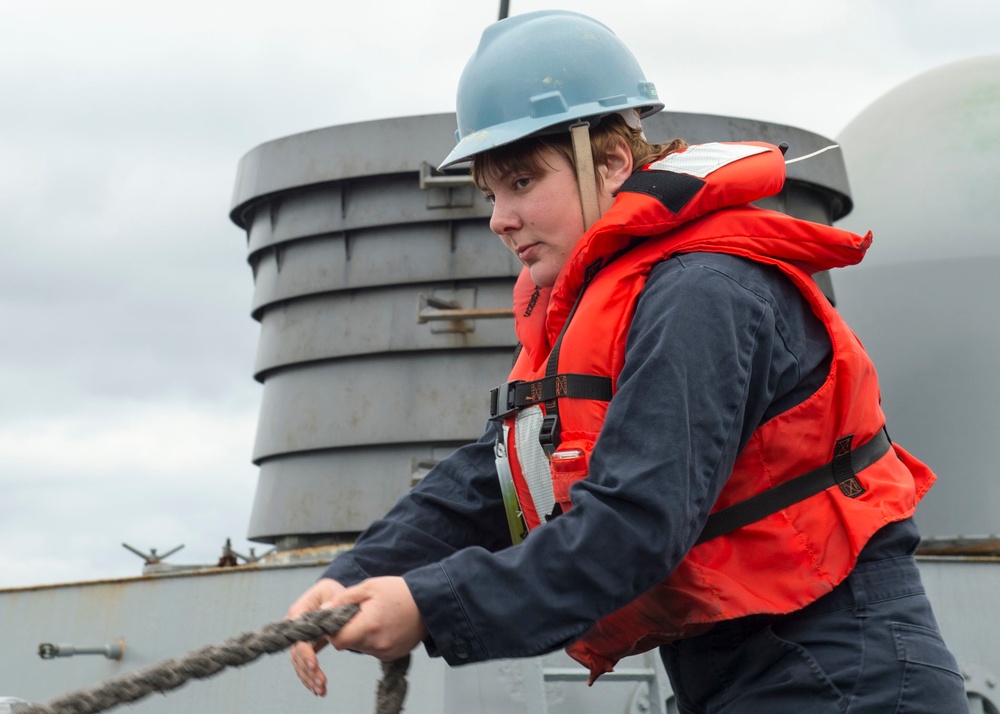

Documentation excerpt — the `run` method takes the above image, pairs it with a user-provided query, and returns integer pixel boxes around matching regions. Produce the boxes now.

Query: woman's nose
[489,197,520,237]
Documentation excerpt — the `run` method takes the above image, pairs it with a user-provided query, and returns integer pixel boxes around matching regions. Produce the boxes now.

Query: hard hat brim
[438,101,664,170]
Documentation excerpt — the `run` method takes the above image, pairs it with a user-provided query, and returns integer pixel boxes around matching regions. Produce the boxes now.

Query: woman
[289,10,966,712]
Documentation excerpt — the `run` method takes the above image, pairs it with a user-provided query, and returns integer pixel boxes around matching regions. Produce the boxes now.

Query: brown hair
[471,113,688,191]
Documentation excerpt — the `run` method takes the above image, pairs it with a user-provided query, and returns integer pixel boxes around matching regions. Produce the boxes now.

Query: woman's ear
[599,138,634,196]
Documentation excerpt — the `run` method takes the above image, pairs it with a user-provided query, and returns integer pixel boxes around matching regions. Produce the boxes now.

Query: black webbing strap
[490,374,613,419]
[535,293,588,454]
[694,427,891,546]
[536,252,635,450]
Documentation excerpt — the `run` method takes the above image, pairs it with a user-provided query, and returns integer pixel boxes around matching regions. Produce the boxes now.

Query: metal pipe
[417,293,513,325]
[38,640,125,660]
[417,306,513,323]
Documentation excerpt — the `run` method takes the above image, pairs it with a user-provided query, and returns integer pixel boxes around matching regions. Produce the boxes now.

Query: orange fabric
[499,143,934,681]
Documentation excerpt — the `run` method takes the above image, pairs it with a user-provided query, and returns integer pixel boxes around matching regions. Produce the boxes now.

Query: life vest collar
[517,141,871,363]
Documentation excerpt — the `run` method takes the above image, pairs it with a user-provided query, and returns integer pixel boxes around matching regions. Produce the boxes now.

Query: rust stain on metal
[917,536,1000,557]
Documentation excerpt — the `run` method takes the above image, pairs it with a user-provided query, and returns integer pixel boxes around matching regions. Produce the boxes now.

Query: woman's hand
[329,576,428,661]
[287,576,427,697]
[287,578,346,697]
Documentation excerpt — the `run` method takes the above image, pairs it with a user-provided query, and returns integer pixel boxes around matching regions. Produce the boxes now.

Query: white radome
[834,54,1000,539]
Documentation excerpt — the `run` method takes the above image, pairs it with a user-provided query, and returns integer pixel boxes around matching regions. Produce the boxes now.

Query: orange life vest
[492,143,935,681]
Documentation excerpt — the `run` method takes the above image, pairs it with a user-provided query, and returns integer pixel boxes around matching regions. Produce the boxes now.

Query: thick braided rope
[20,605,410,714]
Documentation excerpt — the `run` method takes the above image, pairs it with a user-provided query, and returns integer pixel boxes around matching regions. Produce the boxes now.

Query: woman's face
[481,148,587,288]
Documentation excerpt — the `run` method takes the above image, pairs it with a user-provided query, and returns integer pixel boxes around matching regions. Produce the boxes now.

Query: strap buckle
[538,414,559,456]
[490,380,523,419]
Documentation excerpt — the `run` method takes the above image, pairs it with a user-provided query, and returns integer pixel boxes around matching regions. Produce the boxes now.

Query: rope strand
[20,606,409,714]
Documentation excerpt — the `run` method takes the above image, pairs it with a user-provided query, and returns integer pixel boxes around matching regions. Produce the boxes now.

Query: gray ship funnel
[230,112,852,550]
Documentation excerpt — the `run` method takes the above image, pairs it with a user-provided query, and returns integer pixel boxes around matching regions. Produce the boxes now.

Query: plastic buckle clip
[539,414,559,456]
[490,381,522,419]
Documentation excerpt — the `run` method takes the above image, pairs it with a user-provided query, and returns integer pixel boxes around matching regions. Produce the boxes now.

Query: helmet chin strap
[570,122,601,230]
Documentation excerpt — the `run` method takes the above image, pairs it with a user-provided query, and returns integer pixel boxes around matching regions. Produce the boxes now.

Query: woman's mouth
[516,243,539,263]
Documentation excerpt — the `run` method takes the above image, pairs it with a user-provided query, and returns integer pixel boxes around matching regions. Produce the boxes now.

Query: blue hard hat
[439,10,664,169]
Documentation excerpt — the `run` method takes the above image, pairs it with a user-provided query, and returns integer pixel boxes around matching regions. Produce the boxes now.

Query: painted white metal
[3,559,993,712]
[0,562,684,713]
[835,55,1000,540]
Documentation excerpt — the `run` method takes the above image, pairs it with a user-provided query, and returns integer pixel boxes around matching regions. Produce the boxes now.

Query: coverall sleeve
[321,428,511,587]
[402,254,815,665]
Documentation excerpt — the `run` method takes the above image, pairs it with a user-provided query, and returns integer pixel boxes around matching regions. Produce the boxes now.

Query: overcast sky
[1,0,997,590]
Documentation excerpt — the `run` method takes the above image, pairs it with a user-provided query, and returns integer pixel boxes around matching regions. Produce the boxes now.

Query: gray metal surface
[919,557,1000,712]
[232,114,522,544]
[247,223,518,320]
[0,563,681,713]
[231,112,852,546]
[253,282,517,372]
[1,560,993,712]
[248,445,461,539]
[833,54,1000,540]
[230,115,468,219]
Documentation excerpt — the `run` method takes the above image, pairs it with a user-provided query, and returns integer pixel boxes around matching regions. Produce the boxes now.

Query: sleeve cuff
[321,556,370,588]
[404,562,488,665]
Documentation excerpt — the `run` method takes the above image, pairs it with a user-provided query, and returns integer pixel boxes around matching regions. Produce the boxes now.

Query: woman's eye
[483,193,496,205]
[513,177,532,189]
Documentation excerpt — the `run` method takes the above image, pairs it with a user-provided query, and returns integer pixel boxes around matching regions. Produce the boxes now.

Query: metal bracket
[216,537,276,566]
[417,289,513,334]
[39,640,125,661]
[419,162,475,209]
[121,543,184,565]
[519,649,676,714]
[963,664,1000,714]
[418,161,473,189]
[409,458,440,487]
